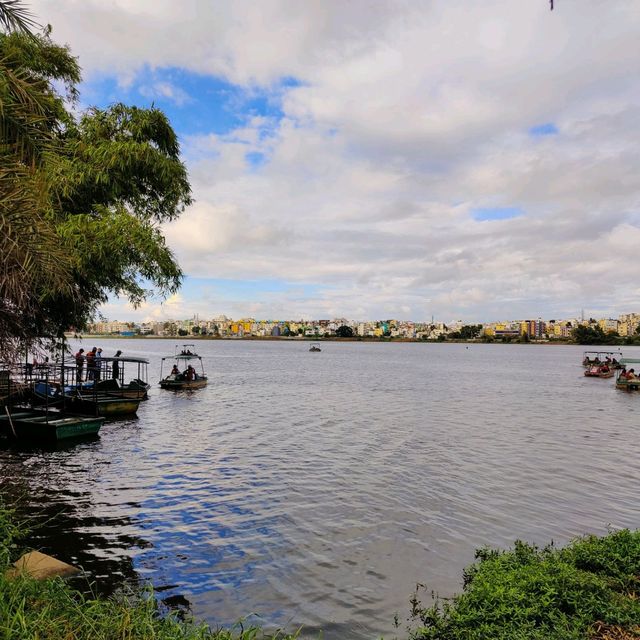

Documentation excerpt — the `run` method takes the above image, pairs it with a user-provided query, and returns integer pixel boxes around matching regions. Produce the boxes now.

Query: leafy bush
[408,531,640,640]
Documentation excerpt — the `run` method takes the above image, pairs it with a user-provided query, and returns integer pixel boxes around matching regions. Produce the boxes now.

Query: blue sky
[35,0,640,323]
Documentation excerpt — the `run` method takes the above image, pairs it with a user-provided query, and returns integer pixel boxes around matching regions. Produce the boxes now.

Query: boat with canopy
[159,345,208,390]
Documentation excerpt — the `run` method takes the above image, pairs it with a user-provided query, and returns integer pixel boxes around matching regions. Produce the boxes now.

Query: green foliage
[448,325,482,340]
[0,27,191,357]
[0,0,39,34]
[336,325,354,338]
[408,530,640,640]
[571,325,620,346]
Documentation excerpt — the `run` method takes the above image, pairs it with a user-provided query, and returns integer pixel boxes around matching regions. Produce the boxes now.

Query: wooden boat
[584,364,615,378]
[159,345,208,390]
[309,342,322,352]
[0,408,103,442]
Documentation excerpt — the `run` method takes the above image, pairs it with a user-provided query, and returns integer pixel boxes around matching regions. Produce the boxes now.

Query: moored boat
[309,342,322,352]
[159,345,208,390]
[0,408,103,441]
[30,364,141,417]
[93,356,150,399]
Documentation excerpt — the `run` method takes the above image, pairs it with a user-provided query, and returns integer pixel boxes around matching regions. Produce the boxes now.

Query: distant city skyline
[32,1,640,323]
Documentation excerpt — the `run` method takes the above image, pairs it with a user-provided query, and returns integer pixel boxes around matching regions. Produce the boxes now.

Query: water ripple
[1,341,639,639]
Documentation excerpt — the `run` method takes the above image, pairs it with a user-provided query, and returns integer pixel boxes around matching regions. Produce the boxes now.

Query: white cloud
[32,0,640,321]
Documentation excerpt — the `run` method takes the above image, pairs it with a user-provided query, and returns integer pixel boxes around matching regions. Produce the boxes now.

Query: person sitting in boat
[171,364,180,377]
[184,365,195,381]
[605,356,612,364]
[600,364,609,373]
[593,356,600,364]
[626,368,637,380]
[612,357,619,366]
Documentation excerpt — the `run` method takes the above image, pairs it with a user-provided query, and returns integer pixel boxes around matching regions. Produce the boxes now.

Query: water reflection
[1,340,640,639]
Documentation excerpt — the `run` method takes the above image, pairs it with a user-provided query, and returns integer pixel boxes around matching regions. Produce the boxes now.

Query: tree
[336,325,354,338]
[191,326,200,335]
[0,26,191,359]
[572,324,612,345]
[458,324,482,340]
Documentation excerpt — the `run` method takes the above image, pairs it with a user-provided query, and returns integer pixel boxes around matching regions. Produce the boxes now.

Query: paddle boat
[581,351,622,368]
[309,342,322,352]
[584,363,615,378]
[159,345,208,390]
[615,359,640,391]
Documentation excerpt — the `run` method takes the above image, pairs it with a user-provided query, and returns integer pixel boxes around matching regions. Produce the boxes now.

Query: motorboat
[309,342,322,352]
[159,345,208,390]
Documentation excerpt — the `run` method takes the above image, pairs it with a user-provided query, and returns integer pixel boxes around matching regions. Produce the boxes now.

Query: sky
[30,0,640,323]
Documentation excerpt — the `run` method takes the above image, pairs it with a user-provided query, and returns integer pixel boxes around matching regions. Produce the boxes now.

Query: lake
[1,340,639,639]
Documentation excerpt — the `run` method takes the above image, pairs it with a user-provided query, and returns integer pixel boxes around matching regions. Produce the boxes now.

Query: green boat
[0,409,103,442]
[615,358,640,391]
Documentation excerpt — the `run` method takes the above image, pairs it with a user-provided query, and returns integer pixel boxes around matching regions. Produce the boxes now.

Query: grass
[407,531,640,640]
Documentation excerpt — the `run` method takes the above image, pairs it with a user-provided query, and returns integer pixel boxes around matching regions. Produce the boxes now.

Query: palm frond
[0,0,38,35]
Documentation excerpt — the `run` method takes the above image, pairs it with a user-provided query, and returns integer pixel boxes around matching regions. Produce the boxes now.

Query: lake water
[1,340,639,638]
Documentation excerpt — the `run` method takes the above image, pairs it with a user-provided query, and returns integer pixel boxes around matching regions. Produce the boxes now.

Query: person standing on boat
[94,347,103,381]
[86,347,97,380]
[112,350,122,380]
[75,348,85,382]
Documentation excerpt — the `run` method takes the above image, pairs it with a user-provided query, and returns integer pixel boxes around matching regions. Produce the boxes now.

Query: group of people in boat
[169,364,200,381]
[618,367,637,381]
[583,355,619,367]
[74,347,123,382]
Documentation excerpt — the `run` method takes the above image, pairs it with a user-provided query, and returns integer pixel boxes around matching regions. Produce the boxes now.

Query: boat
[30,364,141,417]
[581,351,622,368]
[584,364,615,378]
[0,408,104,442]
[615,359,640,391]
[159,345,208,390]
[309,342,322,352]
[93,356,150,399]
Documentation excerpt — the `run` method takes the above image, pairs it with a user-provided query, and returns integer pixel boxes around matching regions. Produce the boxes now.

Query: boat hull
[64,396,141,417]
[616,379,640,391]
[94,378,149,399]
[584,370,614,378]
[159,378,208,390]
